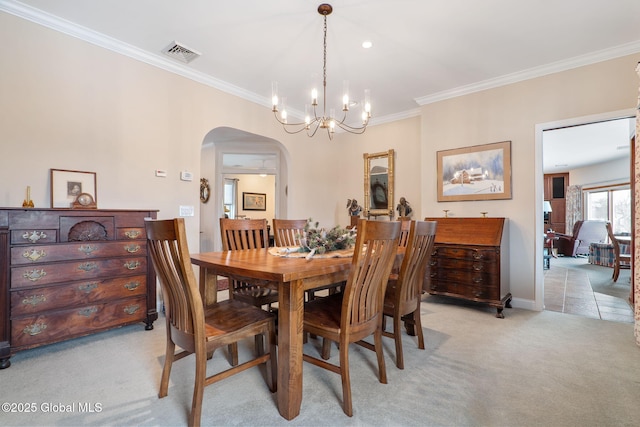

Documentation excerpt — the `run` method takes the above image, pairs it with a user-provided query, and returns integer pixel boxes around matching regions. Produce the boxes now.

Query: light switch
[179,205,194,217]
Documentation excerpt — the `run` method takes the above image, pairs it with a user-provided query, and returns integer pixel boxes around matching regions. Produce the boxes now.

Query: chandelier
[271,3,371,140]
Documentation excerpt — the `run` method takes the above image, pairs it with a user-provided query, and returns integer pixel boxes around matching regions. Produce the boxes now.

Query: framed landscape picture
[242,192,266,211]
[437,141,512,202]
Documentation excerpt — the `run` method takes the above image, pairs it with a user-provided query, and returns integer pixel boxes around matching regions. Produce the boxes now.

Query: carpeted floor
[2,291,639,426]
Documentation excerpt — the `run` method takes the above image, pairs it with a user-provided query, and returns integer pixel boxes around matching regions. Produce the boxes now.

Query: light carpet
[1,295,639,426]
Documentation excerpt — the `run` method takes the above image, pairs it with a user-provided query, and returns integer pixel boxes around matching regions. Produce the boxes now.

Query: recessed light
[362,40,373,49]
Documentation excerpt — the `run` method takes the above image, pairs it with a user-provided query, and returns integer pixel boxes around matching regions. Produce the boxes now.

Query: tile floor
[544,256,634,323]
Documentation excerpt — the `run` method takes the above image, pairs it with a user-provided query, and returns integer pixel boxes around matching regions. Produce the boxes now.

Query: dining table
[190,247,355,420]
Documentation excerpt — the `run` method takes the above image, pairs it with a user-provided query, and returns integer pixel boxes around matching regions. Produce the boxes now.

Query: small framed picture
[50,169,97,208]
[242,192,266,211]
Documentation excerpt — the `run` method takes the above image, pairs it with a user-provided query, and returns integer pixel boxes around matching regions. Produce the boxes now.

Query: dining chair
[272,218,343,300]
[220,218,279,356]
[145,218,277,427]
[272,218,307,247]
[605,221,631,282]
[219,218,279,310]
[302,219,401,416]
[381,220,437,369]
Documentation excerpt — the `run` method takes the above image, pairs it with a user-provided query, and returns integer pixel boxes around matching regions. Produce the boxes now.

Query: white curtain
[565,185,583,234]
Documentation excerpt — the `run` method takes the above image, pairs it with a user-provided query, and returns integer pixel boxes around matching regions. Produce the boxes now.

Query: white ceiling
[3,0,640,171]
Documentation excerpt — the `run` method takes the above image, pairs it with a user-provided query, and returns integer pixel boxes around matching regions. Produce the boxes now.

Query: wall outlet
[180,171,193,181]
[179,205,194,217]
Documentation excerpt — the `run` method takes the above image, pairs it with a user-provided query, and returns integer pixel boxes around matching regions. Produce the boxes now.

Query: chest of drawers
[424,217,511,318]
[0,208,158,368]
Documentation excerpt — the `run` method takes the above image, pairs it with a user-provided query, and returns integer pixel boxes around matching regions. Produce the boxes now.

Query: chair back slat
[272,218,307,247]
[145,218,204,349]
[342,219,400,332]
[220,218,269,250]
[397,217,412,248]
[397,221,437,304]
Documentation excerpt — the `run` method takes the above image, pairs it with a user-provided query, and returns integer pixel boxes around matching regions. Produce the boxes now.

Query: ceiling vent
[162,41,201,63]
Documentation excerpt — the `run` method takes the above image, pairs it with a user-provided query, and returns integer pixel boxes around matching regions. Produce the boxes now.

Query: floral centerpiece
[297,219,356,257]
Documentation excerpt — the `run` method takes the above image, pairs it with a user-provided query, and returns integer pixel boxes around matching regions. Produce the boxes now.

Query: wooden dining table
[190,248,354,420]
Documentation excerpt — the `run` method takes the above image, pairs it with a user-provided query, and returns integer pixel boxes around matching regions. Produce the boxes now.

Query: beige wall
[420,54,640,307]
[2,11,639,309]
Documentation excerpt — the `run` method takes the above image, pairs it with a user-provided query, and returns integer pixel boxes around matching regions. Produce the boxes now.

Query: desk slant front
[424,217,511,318]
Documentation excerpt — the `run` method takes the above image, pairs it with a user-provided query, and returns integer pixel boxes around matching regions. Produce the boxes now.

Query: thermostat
[180,171,193,181]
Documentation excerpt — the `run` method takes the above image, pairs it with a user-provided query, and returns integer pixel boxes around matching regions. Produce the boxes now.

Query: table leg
[277,279,305,420]
[198,267,218,307]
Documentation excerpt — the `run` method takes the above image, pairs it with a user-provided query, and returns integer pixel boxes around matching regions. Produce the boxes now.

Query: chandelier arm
[272,111,311,128]
[307,120,323,138]
[335,122,368,134]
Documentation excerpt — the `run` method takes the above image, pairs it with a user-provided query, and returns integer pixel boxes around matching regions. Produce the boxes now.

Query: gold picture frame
[363,149,394,218]
[437,141,511,202]
[50,169,97,208]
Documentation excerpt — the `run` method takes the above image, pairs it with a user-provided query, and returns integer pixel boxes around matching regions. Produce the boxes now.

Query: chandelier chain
[322,13,328,118]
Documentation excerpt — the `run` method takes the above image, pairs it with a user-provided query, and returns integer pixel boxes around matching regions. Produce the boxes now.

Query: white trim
[534,108,637,312]
[5,0,638,123]
[417,41,640,106]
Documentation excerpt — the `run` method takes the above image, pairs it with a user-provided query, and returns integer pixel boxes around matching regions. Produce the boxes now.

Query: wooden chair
[302,219,401,416]
[145,218,276,427]
[272,218,307,247]
[381,220,437,369]
[219,218,279,310]
[272,218,342,300]
[606,222,631,282]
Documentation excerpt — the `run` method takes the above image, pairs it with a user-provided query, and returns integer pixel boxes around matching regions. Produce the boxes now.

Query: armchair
[556,220,608,257]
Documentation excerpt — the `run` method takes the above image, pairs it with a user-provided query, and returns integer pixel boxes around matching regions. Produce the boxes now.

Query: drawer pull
[22,294,47,307]
[124,260,140,270]
[472,251,484,260]
[24,322,47,336]
[473,263,484,271]
[78,282,99,293]
[23,269,46,282]
[78,245,97,255]
[124,281,140,291]
[23,249,46,262]
[124,244,141,253]
[78,307,98,317]
[78,262,98,272]
[124,304,140,315]
[124,230,141,239]
[473,277,484,284]
[22,230,47,243]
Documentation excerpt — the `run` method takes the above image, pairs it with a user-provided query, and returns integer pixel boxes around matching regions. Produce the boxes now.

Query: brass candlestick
[22,186,34,208]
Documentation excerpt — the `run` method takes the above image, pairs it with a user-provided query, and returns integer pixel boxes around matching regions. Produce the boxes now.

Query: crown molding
[4,0,639,119]
[0,0,271,109]
[416,40,640,106]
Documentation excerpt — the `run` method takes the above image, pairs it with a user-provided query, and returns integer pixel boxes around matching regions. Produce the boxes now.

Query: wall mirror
[363,149,394,218]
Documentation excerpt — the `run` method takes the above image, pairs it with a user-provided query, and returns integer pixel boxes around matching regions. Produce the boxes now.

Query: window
[585,185,630,234]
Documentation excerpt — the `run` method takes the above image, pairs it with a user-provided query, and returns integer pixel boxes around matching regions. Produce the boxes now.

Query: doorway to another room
[539,114,635,322]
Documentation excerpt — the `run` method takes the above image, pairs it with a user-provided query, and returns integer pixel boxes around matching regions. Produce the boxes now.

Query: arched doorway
[200,127,289,252]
